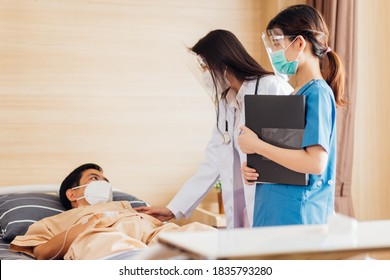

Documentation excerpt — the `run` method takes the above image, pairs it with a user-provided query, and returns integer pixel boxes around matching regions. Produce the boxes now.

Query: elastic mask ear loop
[71,185,86,201]
[283,37,297,53]
[295,47,304,61]
[284,37,304,62]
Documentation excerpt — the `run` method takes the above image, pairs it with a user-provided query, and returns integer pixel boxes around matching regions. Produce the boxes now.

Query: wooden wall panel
[352,0,390,220]
[0,0,259,205]
[0,0,305,208]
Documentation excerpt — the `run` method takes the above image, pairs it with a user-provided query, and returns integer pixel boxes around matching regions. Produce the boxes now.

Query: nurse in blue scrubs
[238,4,346,226]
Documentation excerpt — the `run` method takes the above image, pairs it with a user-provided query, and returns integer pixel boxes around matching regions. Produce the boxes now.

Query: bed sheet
[0,238,34,260]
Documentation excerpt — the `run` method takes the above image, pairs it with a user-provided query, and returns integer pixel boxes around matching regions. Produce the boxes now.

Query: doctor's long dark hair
[190,29,272,103]
[190,29,272,132]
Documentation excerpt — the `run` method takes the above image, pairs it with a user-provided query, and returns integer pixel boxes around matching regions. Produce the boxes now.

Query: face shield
[261,28,294,81]
[187,51,229,103]
[262,28,293,53]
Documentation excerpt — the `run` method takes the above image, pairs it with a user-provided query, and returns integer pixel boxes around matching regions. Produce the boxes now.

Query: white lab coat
[167,75,293,228]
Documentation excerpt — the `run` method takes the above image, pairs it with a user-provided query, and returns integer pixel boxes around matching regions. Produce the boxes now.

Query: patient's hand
[134,206,175,222]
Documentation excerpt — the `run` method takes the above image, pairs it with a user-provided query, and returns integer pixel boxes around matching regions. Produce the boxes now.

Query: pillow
[112,191,148,208]
[0,191,148,242]
[0,193,66,242]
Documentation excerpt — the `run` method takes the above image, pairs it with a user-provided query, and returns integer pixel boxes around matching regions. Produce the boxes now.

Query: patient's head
[59,163,110,209]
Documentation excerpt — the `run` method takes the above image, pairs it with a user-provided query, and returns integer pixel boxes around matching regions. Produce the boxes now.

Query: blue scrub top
[253,79,336,227]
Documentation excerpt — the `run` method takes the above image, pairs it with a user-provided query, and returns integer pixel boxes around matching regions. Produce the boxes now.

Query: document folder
[244,95,308,185]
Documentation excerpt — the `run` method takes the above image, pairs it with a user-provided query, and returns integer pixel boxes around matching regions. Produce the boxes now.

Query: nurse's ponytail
[267,4,346,107]
[322,49,346,107]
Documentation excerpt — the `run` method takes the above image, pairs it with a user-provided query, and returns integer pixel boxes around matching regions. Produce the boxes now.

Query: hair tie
[325,47,332,54]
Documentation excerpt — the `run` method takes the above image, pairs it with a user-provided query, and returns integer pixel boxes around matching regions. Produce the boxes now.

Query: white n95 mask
[200,69,231,102]
[72,180,113,205]
[187,52,230,103]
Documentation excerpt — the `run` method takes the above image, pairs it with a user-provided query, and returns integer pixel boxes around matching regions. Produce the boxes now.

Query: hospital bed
[0,184,152,260]
[3,185,390,260]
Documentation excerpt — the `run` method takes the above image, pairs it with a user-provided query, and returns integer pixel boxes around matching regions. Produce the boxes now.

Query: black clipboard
[244,95,308,185]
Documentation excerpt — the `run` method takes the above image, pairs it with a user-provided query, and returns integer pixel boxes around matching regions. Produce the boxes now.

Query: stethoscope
[221,118,231,144]
[218,77,260,145]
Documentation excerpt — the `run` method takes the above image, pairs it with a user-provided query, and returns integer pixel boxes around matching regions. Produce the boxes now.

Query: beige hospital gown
[10,201,215,259]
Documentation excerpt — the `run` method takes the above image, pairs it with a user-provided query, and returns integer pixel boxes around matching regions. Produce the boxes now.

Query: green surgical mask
[270,37,302,75]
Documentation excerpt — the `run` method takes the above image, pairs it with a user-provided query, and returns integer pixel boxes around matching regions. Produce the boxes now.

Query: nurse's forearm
[254,141,328,175]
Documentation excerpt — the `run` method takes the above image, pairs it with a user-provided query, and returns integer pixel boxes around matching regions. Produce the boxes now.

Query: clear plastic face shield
[262,28,292,53]
[187,51,229,103]
[261,28,293,80]
[187,51,231,144]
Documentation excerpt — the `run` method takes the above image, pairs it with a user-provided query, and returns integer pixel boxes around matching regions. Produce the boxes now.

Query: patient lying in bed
[9,163,216,260]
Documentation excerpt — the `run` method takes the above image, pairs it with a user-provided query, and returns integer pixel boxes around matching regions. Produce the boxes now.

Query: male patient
[10,163,215,260]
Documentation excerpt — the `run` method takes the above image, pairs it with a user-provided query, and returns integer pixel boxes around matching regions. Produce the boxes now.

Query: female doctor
[135,30,293,228]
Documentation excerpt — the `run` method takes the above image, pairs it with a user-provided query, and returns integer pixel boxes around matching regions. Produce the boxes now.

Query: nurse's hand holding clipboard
[238,125,263,154]
[238,126,260,185]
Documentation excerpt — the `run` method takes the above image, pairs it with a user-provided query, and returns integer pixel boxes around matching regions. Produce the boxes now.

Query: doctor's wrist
[166,205,182,220]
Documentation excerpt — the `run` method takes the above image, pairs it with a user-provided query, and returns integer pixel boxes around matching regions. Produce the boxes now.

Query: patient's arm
[33,214,102,260]
[134,206,174,222]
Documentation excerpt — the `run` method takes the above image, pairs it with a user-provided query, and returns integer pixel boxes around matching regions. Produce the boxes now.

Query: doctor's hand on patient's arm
[241,162,258,185]
[134,206,175,222]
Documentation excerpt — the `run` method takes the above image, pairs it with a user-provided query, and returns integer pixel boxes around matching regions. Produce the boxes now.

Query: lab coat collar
[225,80,249,110]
